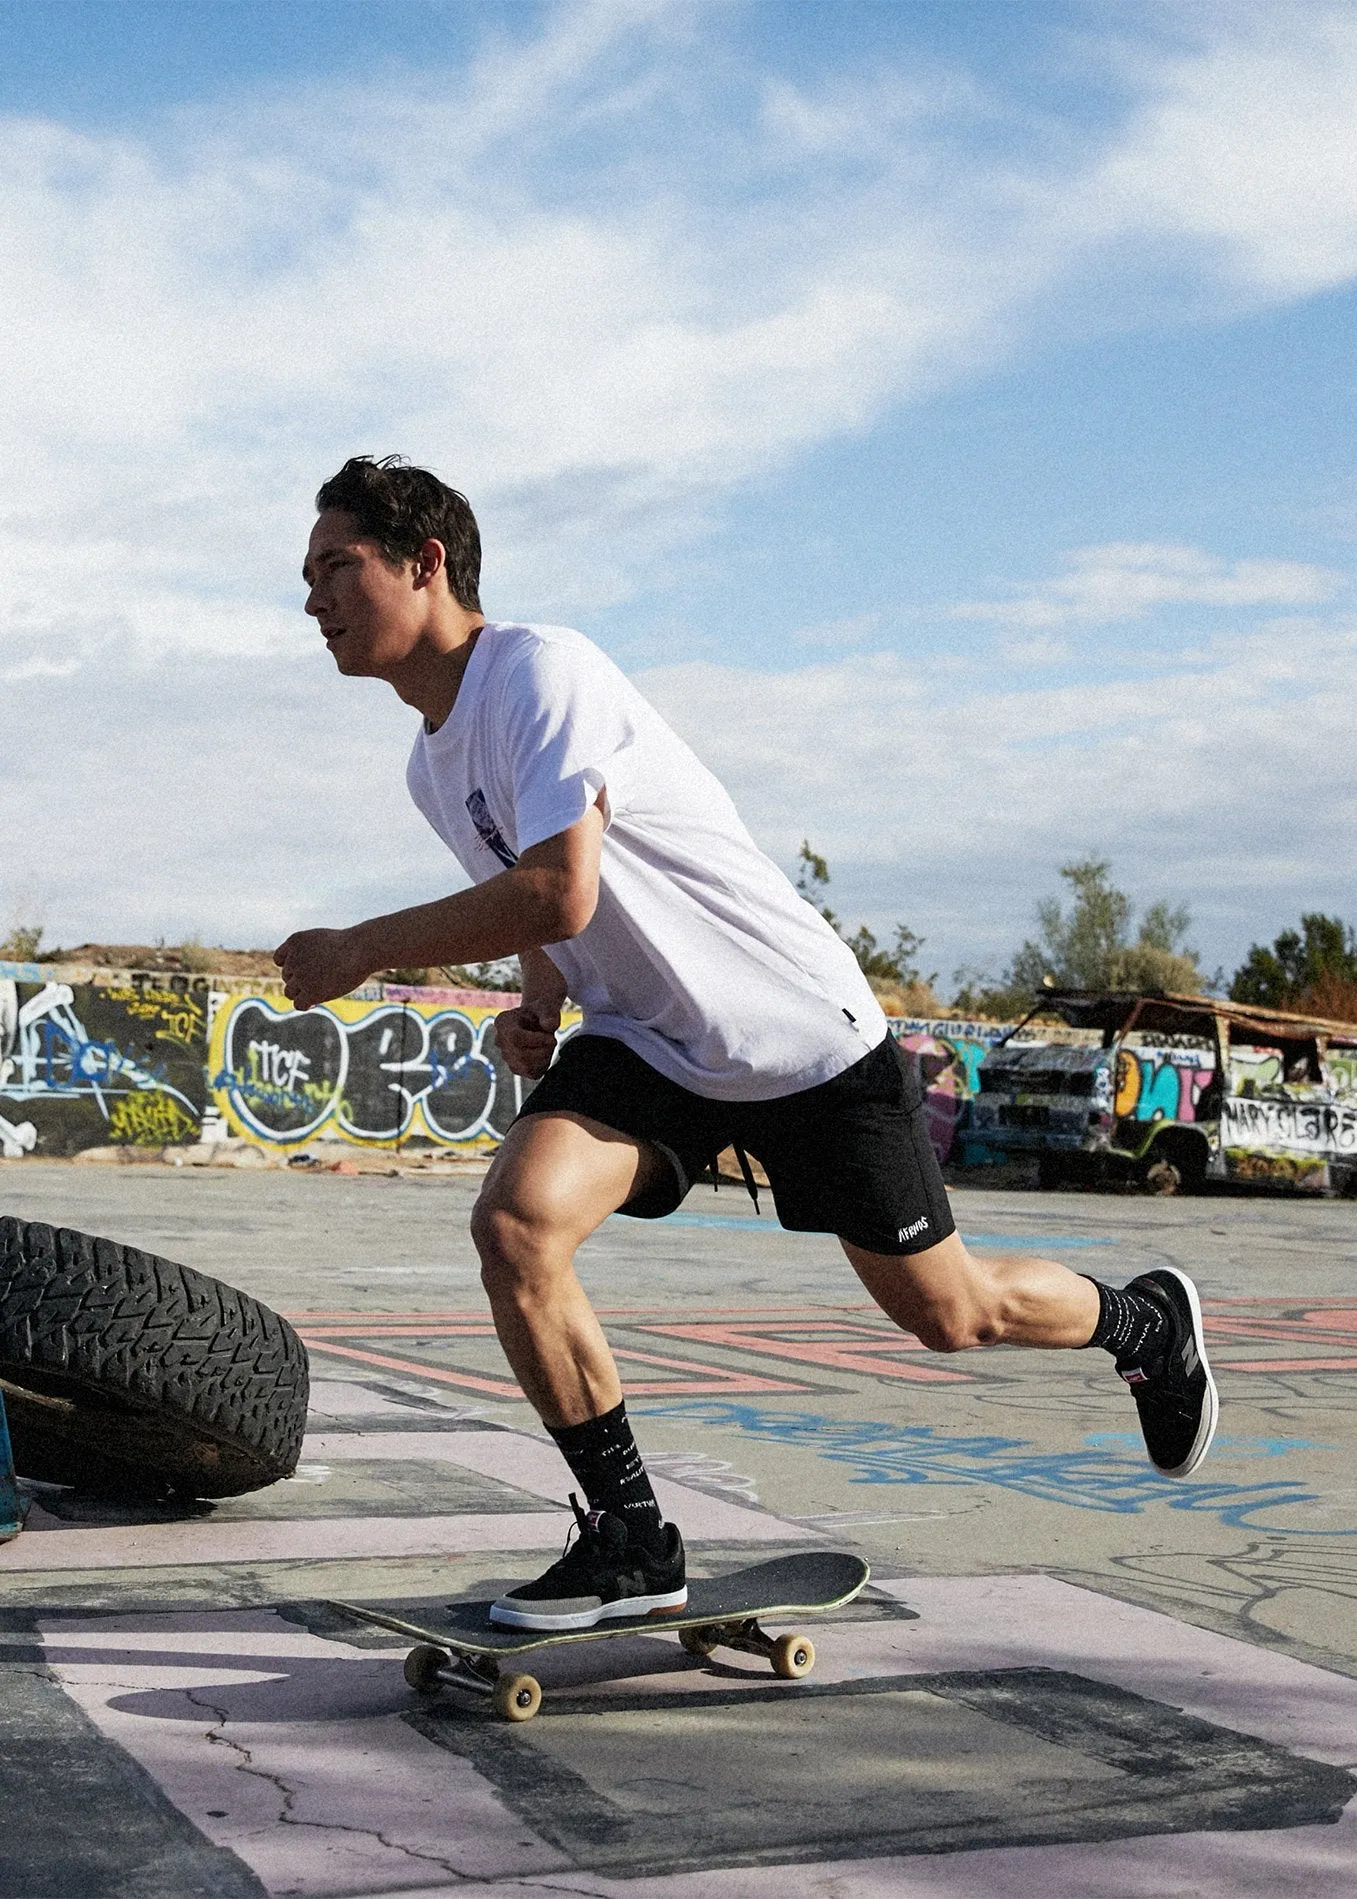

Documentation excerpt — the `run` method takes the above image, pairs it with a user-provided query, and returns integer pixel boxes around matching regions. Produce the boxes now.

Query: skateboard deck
[329,1550,868,1721]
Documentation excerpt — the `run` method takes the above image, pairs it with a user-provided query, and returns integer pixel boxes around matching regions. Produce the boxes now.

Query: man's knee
[912,1252,1010,1351]
[470,1192,516,1268]
[911,1295,1001,1353]
[472,1188,542,1273]
[854,1240,1006,1352]
[470,1170,583,1305]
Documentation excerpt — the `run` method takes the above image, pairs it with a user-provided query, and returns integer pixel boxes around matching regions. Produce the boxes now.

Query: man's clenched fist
[494,1000,562,1078]
[274,927,373,1012]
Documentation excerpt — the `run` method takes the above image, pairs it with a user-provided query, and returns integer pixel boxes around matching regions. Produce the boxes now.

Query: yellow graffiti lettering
[107,1092,198,1148]
[1114,1050,1140,1117]
[98,988,205,1044]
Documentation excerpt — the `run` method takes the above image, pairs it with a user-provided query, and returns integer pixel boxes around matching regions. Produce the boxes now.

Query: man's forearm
[276,802,604,1011]
[352,865,586,977]
[518,945,569,1010]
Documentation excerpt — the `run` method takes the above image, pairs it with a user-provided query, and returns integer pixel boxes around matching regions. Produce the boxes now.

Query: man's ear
[412,537,447,589]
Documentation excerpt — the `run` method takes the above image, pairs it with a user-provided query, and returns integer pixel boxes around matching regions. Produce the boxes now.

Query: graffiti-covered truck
[969,990,1357,1195]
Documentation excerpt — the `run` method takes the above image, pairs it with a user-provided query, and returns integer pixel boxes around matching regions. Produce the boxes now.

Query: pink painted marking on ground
[300,1332,807,1397]
[1217,1357,1357,1373]
[298,1338,524,1396]
[43,1609,569,1894]
[640,1319,971,1384]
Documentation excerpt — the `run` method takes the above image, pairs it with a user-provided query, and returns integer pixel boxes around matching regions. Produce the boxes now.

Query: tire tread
[0,1216,308,1495]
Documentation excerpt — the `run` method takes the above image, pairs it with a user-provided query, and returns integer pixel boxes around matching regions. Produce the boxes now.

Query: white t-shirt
[406,622,887,1101]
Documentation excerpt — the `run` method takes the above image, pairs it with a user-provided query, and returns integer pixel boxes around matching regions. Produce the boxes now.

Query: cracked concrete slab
[43,1610,570,1892]
[38,1575,1357,1896]
[3,1166,1356,1894]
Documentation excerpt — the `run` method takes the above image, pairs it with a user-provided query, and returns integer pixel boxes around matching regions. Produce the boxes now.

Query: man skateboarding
[280,454,1219,1633]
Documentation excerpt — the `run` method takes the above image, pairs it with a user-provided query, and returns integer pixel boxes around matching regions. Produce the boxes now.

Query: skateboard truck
[403,1644,545,1721]
[677,1617,815,1679]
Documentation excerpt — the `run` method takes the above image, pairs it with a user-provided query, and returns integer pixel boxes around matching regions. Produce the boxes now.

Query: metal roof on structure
[1022,989,1357,1045]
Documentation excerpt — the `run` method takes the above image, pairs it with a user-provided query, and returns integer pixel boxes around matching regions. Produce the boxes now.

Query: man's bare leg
[842,1229,1218,1479]
[471,1110,671,1425]
[471,1110,688,1628]
[841,1230,1099,1351]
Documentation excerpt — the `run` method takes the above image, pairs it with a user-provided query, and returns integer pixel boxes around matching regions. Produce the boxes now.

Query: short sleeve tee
[406,622,887,1101]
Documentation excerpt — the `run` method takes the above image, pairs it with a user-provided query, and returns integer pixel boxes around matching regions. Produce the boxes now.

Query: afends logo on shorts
[897,1215,930,1243]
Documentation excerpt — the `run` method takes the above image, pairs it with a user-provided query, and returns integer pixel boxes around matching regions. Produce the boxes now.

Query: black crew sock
[1082,1277,1174,1368]
[548,1400,665,1550]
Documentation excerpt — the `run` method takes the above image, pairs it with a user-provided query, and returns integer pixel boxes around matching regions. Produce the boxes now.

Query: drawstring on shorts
[711,1143,761,1214]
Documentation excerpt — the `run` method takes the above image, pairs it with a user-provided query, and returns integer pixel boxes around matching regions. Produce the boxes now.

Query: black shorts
[515,1031,955,1257]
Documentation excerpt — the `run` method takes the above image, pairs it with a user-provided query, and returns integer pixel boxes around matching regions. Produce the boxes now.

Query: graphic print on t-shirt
[407,622,887,1099]
[466,787,518,868]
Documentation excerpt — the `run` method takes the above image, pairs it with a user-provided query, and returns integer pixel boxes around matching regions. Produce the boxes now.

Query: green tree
[955,858,1199,1016]
[794,842,838,932]
[795,842,934,988]
[0,921,43,961]
[1230,914,1357,1011]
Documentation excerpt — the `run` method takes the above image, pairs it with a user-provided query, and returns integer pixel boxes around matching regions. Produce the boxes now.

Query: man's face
[303,509,425,677]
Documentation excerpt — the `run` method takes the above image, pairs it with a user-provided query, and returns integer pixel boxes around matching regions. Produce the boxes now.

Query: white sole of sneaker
[488,1585,689,1633]
[1155,1265,1219,1478]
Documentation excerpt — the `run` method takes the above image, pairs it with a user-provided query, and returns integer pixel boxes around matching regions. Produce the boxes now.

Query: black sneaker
[1117,1267,1218,1478]
[488,1495,687,1631]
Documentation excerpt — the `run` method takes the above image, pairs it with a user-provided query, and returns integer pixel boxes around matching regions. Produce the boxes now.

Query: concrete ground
[2,1158,1356,1897]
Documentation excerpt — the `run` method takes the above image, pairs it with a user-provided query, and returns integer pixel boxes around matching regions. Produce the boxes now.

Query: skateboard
[329,1550,869,1722]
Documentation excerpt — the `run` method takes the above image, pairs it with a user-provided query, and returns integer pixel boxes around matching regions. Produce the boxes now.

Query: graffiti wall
[1,976,1026,1165]
[887,1018,1015,1163]
[24,967,1351,1180]
[1114,1045,1217,1124]
[0,974,209,1156]
[207,988,581,1154]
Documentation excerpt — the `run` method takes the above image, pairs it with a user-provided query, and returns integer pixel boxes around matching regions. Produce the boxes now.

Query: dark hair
[315,455,482,612]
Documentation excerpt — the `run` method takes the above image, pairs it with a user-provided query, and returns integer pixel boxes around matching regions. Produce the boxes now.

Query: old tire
[1142,1155,1183,1196]
[0,1217,309,1498]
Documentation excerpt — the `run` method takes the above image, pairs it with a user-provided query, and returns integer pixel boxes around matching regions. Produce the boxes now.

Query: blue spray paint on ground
[963,1233,1114,1250]
[646,1209,1113,1247]
[634,1399,1340,1534]
[1085,1431,1330,1458]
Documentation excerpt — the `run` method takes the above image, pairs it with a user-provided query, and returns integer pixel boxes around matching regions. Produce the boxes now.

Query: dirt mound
[44,944,281,978]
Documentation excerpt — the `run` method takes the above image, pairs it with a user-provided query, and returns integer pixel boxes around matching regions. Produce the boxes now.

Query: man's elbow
[551,881,598,940]
[550,884,599,938]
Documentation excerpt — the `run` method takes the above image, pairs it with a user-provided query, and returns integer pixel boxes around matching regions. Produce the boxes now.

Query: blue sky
[1,0,1354,992]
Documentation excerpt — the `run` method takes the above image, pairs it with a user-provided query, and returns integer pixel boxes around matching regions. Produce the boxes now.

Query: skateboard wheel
[679,1626,719,1658]
[492,1672,542,1722]
[404,1644,449,1693]
[771,1633,815,1680]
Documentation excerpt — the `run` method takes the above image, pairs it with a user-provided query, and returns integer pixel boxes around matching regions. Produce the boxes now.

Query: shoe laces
[543,1492,613,1581]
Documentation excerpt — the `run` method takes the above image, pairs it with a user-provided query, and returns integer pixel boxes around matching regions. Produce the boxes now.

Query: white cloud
[952,543,1344,629]
[0,7,1004,670]
[1,651,464,948]
[1000,633,1071,667]
[2,1,1356,679]
[1075,6,1357,297]
[789,612,882,650]
[4,0,1357,968]
[636,611,1357,972]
